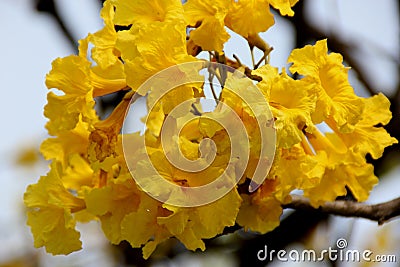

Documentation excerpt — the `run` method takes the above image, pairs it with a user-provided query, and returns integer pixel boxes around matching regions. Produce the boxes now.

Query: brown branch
[284,195,400,225]
[211,195,400,266]
[219,195,400,238]
[35,0,78,52]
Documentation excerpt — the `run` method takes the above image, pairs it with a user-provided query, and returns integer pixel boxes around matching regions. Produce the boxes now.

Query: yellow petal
[329,93,398,159]
[160,189,241,251]
[41,118,90,167]
[303,152,379,207]
[44,56,97,134]
[157,207,189,236]
[89,1,119,69]
[27,209,82,255]
[269,0,299,16]
[225,0,274,37]
[46,56,92,96]
[237,187,282,234]
[332,126,397,160]
[63,154,94,190]
[111,0,184,26]
[273,145,324,202]
[184,0,230,52]
[84,178,141,244]
[359,93,393,126]
[189,17,230,52]
[269,72,316,148]
[85,2,127,95]
[193,188,241,237]
[252,64,280,100]
[118,23,196,91]
[90,64,127,97]
[288,39,364,131]
[24,163,85,254]
[345,163,378,202]
[121,195,163,248]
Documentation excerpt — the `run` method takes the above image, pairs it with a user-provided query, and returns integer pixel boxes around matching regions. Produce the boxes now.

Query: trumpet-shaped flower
[288,39,364,132]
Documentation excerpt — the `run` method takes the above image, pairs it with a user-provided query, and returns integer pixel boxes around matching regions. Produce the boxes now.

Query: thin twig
[190,103,202,116]
[35,0,78,53]
[207,65,220,103]
[284,195,400,225]
[254,47,274,69]
[218,195,400,239]
[209,80,219,103]
[233,54,242,66]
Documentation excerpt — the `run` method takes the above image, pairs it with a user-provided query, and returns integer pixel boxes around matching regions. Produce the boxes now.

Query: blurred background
[0,0,399,266]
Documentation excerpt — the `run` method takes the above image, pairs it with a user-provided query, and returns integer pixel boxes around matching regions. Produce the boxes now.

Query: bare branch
[284,195,400,225]
[35,0,78,52]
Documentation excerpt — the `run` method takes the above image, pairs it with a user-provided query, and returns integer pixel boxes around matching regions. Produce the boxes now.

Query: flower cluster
[24,0,397,259]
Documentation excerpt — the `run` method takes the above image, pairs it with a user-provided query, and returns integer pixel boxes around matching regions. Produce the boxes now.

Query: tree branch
[284,195,400,225]
[34,0,78,52]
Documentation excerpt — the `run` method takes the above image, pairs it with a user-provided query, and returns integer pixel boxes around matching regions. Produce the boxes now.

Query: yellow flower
[225,0,273,38]
[45,56,97,135]
[111,0,184,26]
[159,189,241,251]
[330,93,398,159]
[269,0,299,16]
[184,0,231,52]
[63,154,94,191]
[288,39,364,132]
[252,65,317,148]
[225,0,298,38]
[147,84,202,116]
[44,51,125,133]
[272,145,324,203]
[220,70,276,188]
[24,162,85,255]
[252,64,280,100]
[121,194,171,259]
[89,63,127,97]
[84,2,127,96]
[89,1,120,69]
[77,2,127,97]
[41,117,90,167]
[237,180,282,233]
[84,172,142,244]
[142,113,233,189]
[116,23,196,91]
[304,154,378,208]
[268,70,317,148]
[88,93,131,161]
[304,129,379,207]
